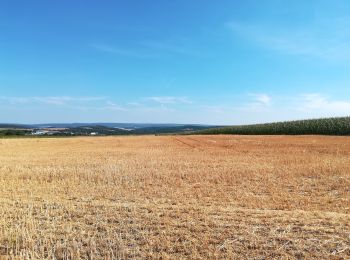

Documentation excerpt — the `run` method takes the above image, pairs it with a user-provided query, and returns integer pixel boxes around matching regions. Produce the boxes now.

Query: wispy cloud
[2,93,349,124]
[0,95,134,113]
[92,38,202,59]
[298,93,350,114]
[0,96,106,105]
[99,101,128,111]
[251,93,271,106]
[127,102,142,107]
[141,40,202,57]
[92,44,160,59]
[227,18,350,60]
[202,105,232,114]
[241,93,272,111]
[146,96,192,105]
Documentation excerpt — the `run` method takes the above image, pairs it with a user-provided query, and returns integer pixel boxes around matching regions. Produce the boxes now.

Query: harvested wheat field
[0,135,349,259]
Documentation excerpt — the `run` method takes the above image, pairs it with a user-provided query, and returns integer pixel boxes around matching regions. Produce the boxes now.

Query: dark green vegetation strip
[0,129,30,137]
[189,117,350,136]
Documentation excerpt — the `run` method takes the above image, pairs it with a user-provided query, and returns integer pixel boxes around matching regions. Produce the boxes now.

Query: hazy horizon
[3,114,349,127]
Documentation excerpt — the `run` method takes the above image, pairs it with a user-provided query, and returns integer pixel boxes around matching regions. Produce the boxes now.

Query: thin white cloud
[141,40,202,57]
[146,96,192,105]
[127,102,142,107]
[299,93,350,114]
[241,93,272,111]
[252,93,271,106]
[227,18,350,60]
[92,44,161,59]
[0,96,106,106]
[92,38,202,59]
[202,105,231,114]
[99,101,128,111]
[2,93,349,125]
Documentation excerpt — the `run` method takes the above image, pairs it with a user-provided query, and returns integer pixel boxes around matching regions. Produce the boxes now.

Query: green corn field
[191,116,350,135]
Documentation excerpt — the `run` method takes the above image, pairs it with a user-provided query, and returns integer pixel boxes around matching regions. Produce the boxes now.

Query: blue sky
[1,0,350,124]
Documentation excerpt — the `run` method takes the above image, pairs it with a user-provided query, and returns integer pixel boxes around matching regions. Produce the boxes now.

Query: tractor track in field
[172,136,233,150]
[172,137,202,149]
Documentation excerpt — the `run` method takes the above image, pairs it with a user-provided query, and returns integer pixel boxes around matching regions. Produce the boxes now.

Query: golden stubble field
[0,135,349,259]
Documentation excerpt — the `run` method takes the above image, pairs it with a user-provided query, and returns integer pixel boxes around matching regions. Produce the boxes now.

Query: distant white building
[90,132,98,136]
[32,130,47,135]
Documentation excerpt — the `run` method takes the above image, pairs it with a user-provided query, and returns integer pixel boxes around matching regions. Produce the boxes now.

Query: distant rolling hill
[3,117,350,136]
[55,124,219,135]
[30,123,191,129]
[189,117,350,136]
[0,123,220,136]
[0,124,31,129]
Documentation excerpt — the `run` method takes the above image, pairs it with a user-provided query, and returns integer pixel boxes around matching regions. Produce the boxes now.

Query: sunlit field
[0,135,349,258]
